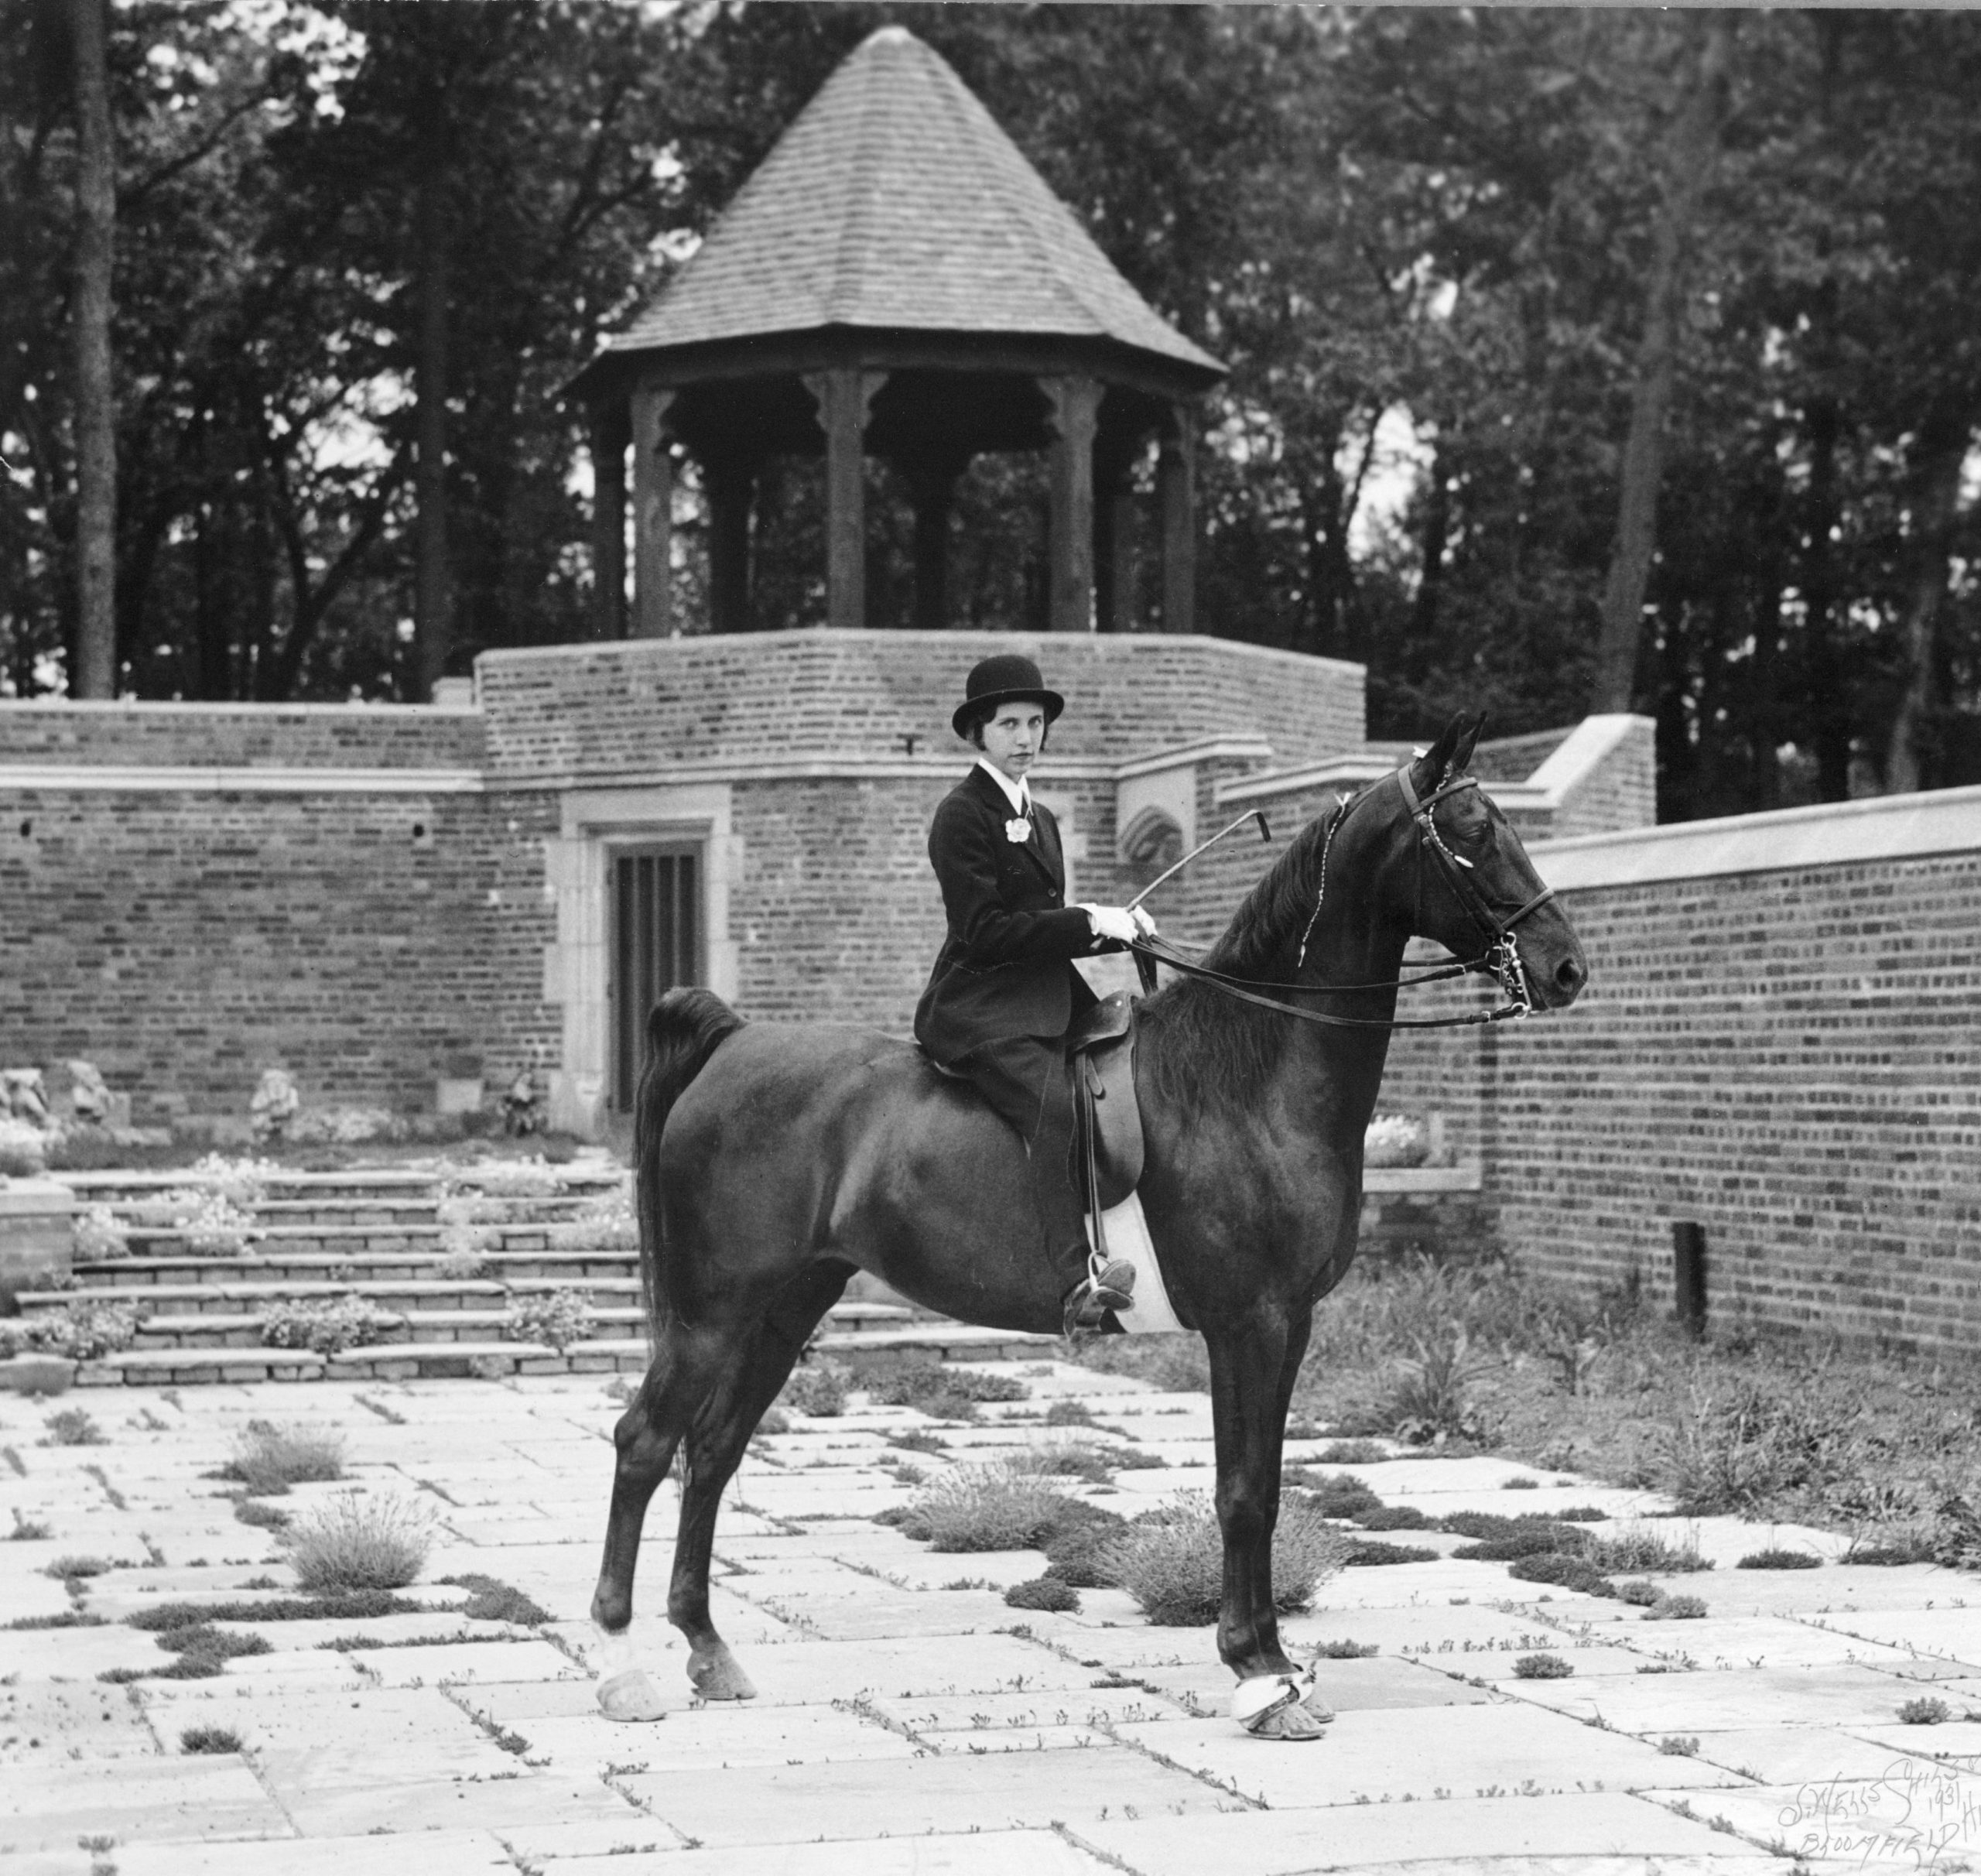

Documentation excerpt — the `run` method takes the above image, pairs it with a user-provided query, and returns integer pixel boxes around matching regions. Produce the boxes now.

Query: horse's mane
[1138,802,1346,1120]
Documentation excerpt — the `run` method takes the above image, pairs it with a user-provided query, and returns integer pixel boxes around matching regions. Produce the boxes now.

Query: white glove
[1130,905,1158,940]
[1082,905,1143,946]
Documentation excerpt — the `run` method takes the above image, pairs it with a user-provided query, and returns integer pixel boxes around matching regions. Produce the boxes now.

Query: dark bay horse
[590,713,1588,1736]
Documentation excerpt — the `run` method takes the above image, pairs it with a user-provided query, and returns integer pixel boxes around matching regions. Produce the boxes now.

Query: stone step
[59,1164,627,1200]
[65,1248,645,1289]
[127,1305,649,1350]
[74,1336,651,1385]
[814,1323,1056,1366]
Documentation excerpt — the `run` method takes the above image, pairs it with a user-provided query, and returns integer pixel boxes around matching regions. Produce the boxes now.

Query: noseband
[1132,763,1558,1032]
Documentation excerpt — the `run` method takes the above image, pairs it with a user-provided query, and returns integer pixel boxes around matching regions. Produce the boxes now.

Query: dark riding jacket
[914,764,1107,1063]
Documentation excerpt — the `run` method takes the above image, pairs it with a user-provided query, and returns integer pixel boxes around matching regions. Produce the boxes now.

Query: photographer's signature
[1782,1758,1981,1868]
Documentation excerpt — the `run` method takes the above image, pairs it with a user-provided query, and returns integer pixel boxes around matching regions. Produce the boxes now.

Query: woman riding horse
[588,710,1588,1737]
[915,653,1154,1338]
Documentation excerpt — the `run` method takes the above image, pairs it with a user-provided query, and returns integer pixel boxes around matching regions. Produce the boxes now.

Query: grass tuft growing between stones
[1736,1547,1821,1570]
[900,1462,1100,1552]
[436,1573,552,1626]
[1107,1492,1351,1626]
[222,1419,346,1495]
[1004,1576,1079,1613]
[286,1491,433,1592]
[1511,1652,1574,1679]
[180,1725,243,1754]
[40,1409,107,1447]
[779,1361,850,1419]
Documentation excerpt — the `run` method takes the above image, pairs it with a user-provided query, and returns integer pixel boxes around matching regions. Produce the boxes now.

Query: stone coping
[0,1177,75,1217]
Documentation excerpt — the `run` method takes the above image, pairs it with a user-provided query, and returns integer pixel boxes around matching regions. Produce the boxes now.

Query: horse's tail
[634,987,745,1342]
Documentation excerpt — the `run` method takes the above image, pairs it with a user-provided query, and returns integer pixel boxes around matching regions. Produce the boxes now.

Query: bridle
[1129,763,1559,1032]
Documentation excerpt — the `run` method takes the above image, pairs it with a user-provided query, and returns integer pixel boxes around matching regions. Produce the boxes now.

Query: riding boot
[1027,1059,1136,1337]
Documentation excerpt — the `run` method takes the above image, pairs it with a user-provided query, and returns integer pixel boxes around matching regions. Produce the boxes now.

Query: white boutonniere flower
[1004,815,1032,844]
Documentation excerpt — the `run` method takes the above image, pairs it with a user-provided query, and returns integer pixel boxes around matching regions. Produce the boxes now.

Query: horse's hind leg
[590,1318,721,1720]
[669,1263,851,1701]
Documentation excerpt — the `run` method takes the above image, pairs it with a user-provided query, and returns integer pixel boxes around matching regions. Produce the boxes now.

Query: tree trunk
[1590,15,1733,714]
[412,166,450,701]
[70,0,116,699]
[1883,402,1973,795]
[1801,392,1852,802]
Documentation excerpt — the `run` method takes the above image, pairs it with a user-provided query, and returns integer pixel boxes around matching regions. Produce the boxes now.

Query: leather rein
[1128,764,1558,1032]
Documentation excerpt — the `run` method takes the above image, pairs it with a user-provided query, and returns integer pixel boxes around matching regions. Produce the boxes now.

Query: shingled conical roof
[594,26,1222,379]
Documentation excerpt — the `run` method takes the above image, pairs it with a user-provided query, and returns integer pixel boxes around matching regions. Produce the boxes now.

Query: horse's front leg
[1207,1309,1327,1741]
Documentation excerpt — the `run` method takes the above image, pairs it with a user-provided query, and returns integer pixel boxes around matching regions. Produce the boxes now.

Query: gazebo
[570,26,1226,639]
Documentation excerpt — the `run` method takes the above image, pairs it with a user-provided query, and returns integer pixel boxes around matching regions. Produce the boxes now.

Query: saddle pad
[1101,1193,1186,1335]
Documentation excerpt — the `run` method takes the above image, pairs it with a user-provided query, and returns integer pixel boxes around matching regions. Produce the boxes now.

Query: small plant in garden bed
[780,1361,850,1418]
[871,1362,1031,1413]
[261,1298,392,1357]
[1511,1652,1573,1679]
[1658,1736,1700,1756]
[1357,1505,1434,1531]
[9,1511,52,1540]
[71,1203,131,1262]
[436,1573,552,1625]
[1043,1517,1127,1587]
[1107,1493,1351,1625]
[501,1287,594,1353]
[1344,1539,1442,1565]
[1641,1594,1708,1620]
[754,1408,792,1436]
[40,1408,107,1446]
[180,1724,243,1754]
[1452,1525,1588,1562]
[45,1554,114,1580]
[1736,1547,1821,1570]
[126,1590,422,1628]
[1617,1579,1666,1607]
[130,1189,260,1256]
[1313,1638,1379,1658]
[1313,1439,1389,1464]
[233,1497,290,1530]
[546,1179,638,1254]
[185,1152,284,1204]
[0,1300,144,1362]
[1288,1470,1385,1521]
[1581,1524,1712,1576]
[1044,1400,1095,1426]
[1004,1576,1079,1613]
[222,1419,346,1494]
[887,1429,949,1455]
[1507,1553,1617,1597]
[285,1491,433,1592]
[1899,1696,1952,1726]
[1006,1442,1114,1485]
[902,1463,1098,1552]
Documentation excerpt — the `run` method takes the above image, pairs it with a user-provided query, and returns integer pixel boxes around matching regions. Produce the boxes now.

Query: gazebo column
[902,449,969,630]
[1158,404,1197,635]
[588,402,631,640]
[704,450,756,635]
[630,385,677,638]
[805,369,884,630]
[1042,375,1100,632]
[1093,432,1139,634]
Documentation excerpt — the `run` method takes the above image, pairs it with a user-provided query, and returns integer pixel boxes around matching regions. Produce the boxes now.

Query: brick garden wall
[1485,807,1981,1355]
[476,630,1366,783]
[0,701,553,1130]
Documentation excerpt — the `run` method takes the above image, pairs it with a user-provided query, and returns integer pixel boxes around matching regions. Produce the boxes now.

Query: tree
[69,0,114,697]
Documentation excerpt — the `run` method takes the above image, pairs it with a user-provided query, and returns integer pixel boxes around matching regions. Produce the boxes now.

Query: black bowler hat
[950,653,1065,740]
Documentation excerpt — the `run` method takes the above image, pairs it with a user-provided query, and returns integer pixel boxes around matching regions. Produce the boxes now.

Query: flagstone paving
[3,1368,1979,1874]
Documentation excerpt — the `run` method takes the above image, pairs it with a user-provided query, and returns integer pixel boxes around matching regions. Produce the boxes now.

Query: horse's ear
[1411,711,1482,794]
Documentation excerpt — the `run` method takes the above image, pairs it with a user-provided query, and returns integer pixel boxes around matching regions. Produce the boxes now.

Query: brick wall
[476,630,1364,784]
[0,780,557,1128]
[1485,811,1981,1355]
[0,700,484,769]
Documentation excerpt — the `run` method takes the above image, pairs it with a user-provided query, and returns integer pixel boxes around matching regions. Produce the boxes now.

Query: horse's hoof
[688,1645,758,1702]
[1233,1671,1331,1740]
[1249,1699,1328,1741]
[597,1669,669,1723]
